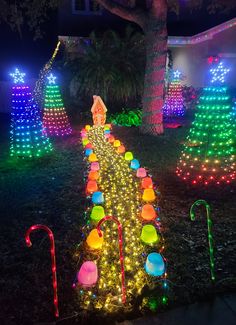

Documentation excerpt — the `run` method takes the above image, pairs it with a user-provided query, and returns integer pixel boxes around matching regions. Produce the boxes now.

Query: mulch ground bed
[0,114,235,325]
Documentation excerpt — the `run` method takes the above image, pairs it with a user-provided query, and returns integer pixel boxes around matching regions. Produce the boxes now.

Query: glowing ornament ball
[140,225,159,245]
[90,206,105,223]
[85,143,93,149]
[86,180,98,194]
[117,145,126,154]
[88,153,98,162]
[113,140,121,147]
[85,125,91,131]
[125,152,133,161]
[92,191,104,204]
[108,135,115,143]
[141,204,156,221]
[86,229,104,249]
[77,261,98,287]
[90,162,100,171]
[82,139,89,146]
[85,148,93,156]
[137,168,147,178]
[104,130,111,135]
[88,170,99,181]
[142,189,156,202]
[145,253,165,276]
[141,177,153,189]
[105,133,111,139]
[130,159,140,170]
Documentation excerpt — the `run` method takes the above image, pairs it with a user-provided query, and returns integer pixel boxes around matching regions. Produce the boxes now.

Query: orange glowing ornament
[141,204,156,220]
[142,189,156,202]
[86,180,98,194]
[117,145,126,154]
[86,229,104,249]
[88,170,100,181]
[108,135,115,143]
[141,177,153,189]
[85,143,93,149]
[88,153,98,162]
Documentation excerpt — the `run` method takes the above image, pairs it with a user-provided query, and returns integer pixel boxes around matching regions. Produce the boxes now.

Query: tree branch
[150,0,168,19]
[95,0,146,28]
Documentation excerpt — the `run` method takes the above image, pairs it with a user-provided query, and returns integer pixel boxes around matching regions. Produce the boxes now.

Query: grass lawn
[0,113,235,324]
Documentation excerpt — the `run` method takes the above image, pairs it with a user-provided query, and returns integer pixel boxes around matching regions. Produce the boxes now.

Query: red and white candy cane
[25,224,59,318]
[96,216,126,304]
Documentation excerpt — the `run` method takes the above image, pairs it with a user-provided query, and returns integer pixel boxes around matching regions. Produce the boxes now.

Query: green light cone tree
[10,68,53,158]
[176,61,236,185]
[43,73,72,136]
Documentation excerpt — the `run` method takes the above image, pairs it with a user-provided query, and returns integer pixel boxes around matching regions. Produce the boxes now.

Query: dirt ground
[0,114,235,324]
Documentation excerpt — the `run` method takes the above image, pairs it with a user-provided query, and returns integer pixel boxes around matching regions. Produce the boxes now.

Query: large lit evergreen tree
[176,61,236,185]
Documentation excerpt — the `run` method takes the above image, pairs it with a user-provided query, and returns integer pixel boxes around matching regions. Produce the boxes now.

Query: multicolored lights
[10,68,53,158]
[75,122,168,312]
[176,62,235,185]
[43,73,72,136]
[210,62,230,84]
[163,70,185,117]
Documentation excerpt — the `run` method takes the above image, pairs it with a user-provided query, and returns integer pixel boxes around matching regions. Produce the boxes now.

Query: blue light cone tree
[163,70,185,117]
[10,68,53,158]
[176,61,236,185]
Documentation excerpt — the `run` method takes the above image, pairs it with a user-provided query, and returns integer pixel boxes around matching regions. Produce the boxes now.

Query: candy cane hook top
[96,216,126,304]
[190,200,215,281]
[25,224,59,317]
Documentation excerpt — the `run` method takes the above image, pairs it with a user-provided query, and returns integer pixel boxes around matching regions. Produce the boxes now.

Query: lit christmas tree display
[163,70,185,117]
[74,101,168,313]
[10,68,53,158]
[43,73,72,136]
[176,61,236,185]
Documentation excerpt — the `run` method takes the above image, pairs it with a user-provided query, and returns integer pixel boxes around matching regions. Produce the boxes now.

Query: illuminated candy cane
[25,225,59,317]
[190,200,215,281]
[96,216,126,304]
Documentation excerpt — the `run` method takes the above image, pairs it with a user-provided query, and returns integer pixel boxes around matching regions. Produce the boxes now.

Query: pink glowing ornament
[137,168,147,178]
[77,261,98,287]
[91,162,100,171]
[105,133,111,139]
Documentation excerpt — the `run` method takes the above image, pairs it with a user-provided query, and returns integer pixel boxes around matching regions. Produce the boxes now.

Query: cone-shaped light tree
[176,61,236,185]
[10,68,53,158]
[43,73,72,136]
[163,69,185,117]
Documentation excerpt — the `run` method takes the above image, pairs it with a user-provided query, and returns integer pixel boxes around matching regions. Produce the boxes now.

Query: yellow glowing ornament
[140,225,159,245]
[88,153,98,162]
[85,125,91,131]
[124,152,133,161]
[86,229,104,249]
[113,140,121,148]
[90,206,105,223]
[142,189,156,202]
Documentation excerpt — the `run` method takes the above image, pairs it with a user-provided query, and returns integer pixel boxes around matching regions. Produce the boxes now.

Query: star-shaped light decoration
[10,68,26,84]
[173,70,181,79]
[210,62,230,84]
[47,73,57,84]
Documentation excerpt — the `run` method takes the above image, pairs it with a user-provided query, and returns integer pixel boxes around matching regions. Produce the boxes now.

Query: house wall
[170,26,236,88]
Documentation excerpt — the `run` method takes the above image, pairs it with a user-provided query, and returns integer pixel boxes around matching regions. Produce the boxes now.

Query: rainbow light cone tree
[43,73,72,136]
[10,68,53,158]
[163,70,185,117]
[74,98,168,313]
[176,61,236,185]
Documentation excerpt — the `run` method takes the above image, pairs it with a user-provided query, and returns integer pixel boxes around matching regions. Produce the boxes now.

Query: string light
[43,72,72,137]
[210,62,230,84]
[10,68,53,158]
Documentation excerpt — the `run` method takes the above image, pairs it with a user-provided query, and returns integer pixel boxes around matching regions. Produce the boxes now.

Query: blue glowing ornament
[210,62,230,84]
[104,130,111,134]
[145,252,165,276]
[173,69,181,79]
[130,159,140,170]
[47,73,57,84]
[92,191,104,204]
[10,68,26,84]
[85,148,93,156]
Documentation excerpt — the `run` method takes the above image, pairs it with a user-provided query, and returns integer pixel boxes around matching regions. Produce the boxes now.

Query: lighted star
[173,70,181,79]
[210,62,230,84]
[10,68,25,84]
[47,73,57,84]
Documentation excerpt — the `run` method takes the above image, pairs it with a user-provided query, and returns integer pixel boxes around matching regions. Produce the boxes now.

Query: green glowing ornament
[140,224,159,245]
[90,206,105,223]
[190,200,215,281]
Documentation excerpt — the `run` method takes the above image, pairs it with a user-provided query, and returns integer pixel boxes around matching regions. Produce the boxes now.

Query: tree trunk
[141,20,168,135]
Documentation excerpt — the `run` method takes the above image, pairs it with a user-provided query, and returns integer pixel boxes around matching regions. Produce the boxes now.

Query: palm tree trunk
[141,21,168,135]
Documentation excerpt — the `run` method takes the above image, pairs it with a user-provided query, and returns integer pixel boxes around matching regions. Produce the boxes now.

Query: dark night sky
[0,3,236,81]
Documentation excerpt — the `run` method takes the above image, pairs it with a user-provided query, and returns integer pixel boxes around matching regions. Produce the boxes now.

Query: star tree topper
[10,68,26,84]
[173,70,181,79]
[210,62,230,84]
[47,73,57,84]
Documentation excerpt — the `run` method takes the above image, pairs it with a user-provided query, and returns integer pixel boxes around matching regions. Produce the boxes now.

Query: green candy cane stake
[190,200,215,281]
